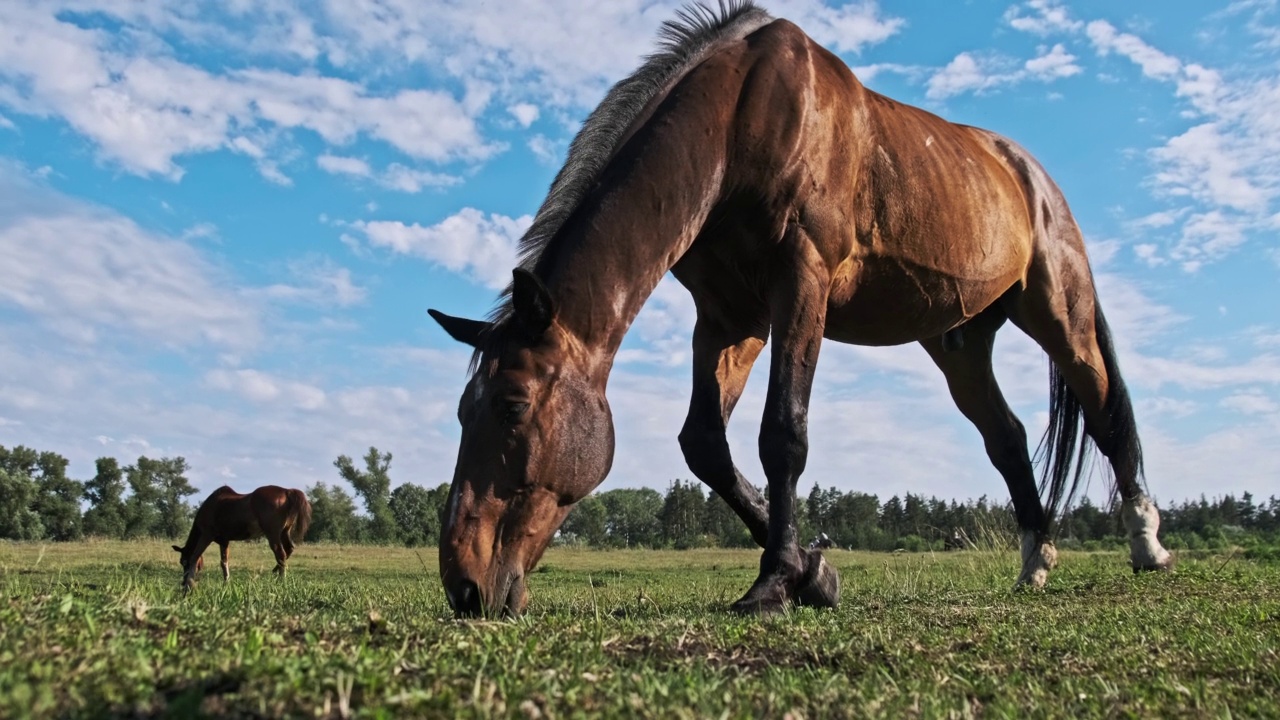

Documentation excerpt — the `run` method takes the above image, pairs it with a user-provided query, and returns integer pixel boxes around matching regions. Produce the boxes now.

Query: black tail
[1035,298,1144,528]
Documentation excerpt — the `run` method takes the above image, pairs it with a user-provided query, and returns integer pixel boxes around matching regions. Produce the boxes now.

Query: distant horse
[428,1,1171,617]
[808,533,835,551]
[944,529,971,552]
[173,485,311,590]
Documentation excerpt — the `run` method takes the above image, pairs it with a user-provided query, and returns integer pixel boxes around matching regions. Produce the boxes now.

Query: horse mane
[473,0,773,366]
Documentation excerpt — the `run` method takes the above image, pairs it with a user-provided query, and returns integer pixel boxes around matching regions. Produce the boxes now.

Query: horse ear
[428,309,491,348]
[172,545,183,553]
[511,268,554,336]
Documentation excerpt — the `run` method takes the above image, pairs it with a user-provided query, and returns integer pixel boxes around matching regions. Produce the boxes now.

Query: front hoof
[729,583,789,616]
[1013,568,1049,591]
[795,552,840,609]
[1132,551,1175,574]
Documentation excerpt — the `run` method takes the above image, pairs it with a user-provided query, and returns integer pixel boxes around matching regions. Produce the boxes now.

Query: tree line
[3,443,1278,553]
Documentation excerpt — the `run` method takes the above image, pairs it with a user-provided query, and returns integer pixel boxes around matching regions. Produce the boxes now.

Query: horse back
[685,19,1055,344]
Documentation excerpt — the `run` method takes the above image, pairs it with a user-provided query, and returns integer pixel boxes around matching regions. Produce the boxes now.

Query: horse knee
[678,421,731,479]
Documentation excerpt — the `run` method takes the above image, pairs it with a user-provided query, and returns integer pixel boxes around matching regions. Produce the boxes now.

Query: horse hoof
[729,583,789,616]
[795,553,839,609]
[1132,553,1175,574]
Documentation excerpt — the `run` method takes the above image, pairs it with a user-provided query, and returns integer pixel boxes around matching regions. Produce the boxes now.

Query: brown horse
[428,1,1172,617]
[173,485,311,590]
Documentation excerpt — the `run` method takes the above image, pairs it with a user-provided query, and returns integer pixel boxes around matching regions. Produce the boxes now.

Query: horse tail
[286,489,312,543]
[1035,295,1142,527]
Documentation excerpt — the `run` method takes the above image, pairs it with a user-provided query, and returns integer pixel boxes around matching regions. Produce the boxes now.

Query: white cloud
[926,44,1077,100]
[927,53,1004,99]
[1024,44,1081,80]
[317,153,372,177]
[1087,19,1280,268]
[257,258,368,308]
[347,209,531,289]
[508,103,540,128]
[1086,20,1181,80]
[317,154,461,193]
[380,163,461,192]
[1221,390,1279,415]
[527,134,563,165]
[0,2,497,179]
[1005,0,1083,36]
[205,368,327,410]
[0,167,258,347]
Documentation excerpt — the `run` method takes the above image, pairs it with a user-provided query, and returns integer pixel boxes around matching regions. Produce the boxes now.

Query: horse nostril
[450,578,483,618]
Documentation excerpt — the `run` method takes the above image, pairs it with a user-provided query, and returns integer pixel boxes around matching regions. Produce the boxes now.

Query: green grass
[1,541,1277,718]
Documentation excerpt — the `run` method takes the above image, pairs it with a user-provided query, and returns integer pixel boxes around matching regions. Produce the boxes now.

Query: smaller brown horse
[173,485,312,590]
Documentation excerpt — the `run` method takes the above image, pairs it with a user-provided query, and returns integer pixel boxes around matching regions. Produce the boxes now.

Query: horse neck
[537,119,726,379]
[179,522,201,552]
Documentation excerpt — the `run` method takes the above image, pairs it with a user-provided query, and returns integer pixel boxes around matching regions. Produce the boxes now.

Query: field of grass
[1,540,1277,719]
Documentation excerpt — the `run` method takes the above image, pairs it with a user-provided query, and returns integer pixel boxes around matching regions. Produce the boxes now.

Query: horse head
[430,269,615,617]
[172,544,204,588]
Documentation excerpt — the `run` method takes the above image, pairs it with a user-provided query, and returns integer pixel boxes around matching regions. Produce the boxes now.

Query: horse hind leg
[270,537,288,577]
[281,529,296,560]
[1008,257,1172,573]
[922,308,1056,588]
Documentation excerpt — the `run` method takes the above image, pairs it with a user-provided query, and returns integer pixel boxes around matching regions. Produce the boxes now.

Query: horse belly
[822,255,1018,346]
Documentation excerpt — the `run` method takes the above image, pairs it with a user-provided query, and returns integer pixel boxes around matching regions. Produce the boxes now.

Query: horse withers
[429,1,1172,617]
[173,485,312,590]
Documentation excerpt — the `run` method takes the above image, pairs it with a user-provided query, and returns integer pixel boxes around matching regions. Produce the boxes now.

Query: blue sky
[1,0,1277,508]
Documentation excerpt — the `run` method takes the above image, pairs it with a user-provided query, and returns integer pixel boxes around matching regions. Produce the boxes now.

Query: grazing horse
[173,485,311,590]
[428,1,1172,617]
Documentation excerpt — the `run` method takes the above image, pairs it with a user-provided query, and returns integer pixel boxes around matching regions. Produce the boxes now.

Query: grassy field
[1,541,1277,719]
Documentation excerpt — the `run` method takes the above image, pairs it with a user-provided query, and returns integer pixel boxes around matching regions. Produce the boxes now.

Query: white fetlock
[1122,496,1173,571]
[1015,531,1058,589]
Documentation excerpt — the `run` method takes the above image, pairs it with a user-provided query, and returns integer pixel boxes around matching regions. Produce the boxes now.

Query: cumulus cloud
[1085,19,1280,269]
[0,166,258,347]
[0,2,498,179]
[508,103,540,128]
[926,44,1079,99]
[1005,0,1083,36]
[346,209,531,289]
[317,154,461,192]
[206,368,327,410]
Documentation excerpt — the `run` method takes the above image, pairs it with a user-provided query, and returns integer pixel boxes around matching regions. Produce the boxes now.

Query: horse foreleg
[731,244,838,614]
[678,311,770,548]
[219,542,230,582]
[921,312,1055,589]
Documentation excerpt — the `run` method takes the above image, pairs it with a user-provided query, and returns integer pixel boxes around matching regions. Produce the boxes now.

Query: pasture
[1,541,1277,718]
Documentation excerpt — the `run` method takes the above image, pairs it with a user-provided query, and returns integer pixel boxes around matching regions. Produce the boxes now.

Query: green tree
[389,483,450,547]
[154,457,197,538]
[0,453,42,538]
[335,448,399,544]
[31,450,83,541]
[702,492,753,548]
[123,458,161,537]
[306,482,362,543]
[660,479,706,549]
[561,494,608,546]
[83,457,128,538]
[599,488,663,548]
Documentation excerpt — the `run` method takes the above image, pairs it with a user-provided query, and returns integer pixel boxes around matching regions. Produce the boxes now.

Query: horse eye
[503,401,530,424]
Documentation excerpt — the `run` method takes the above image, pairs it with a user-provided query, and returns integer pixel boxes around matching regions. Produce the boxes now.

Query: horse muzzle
[444,570,527,618]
